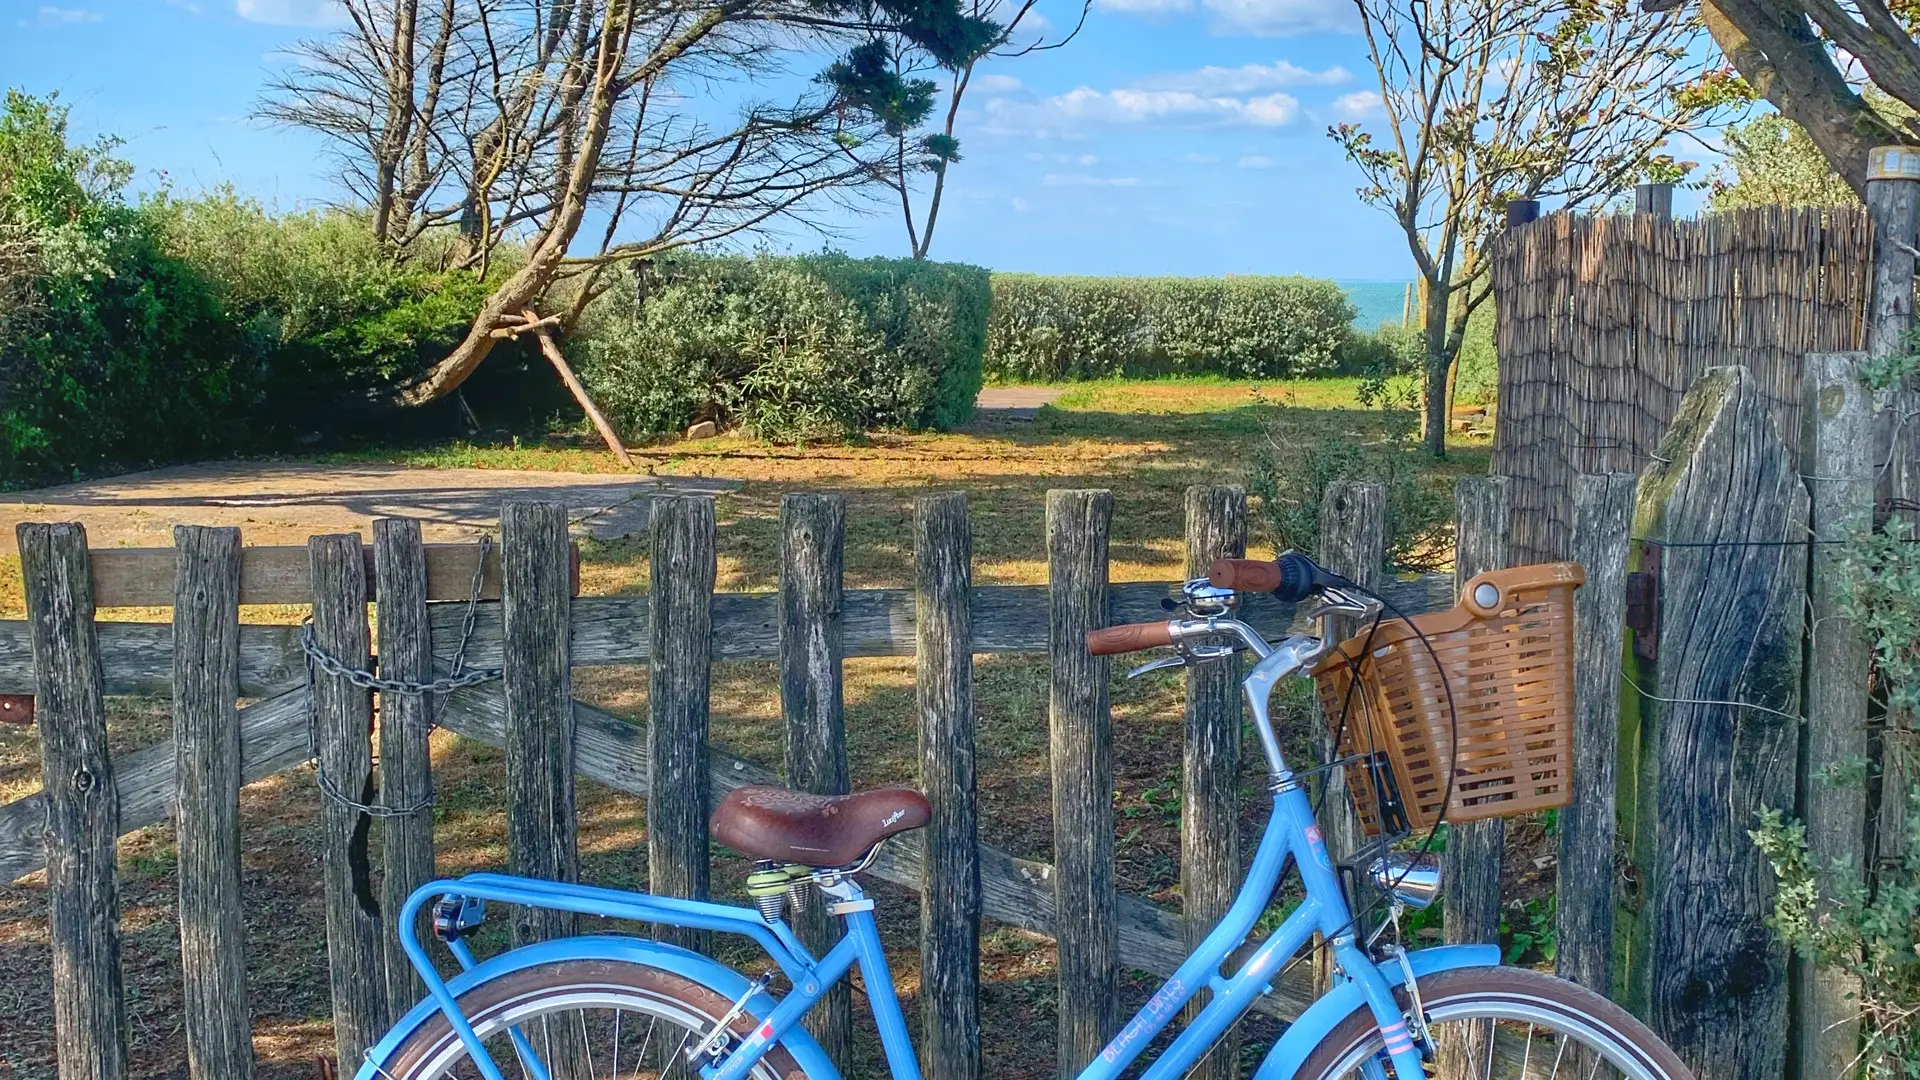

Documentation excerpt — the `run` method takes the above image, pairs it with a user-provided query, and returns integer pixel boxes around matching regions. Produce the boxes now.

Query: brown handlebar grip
[1209,558,1282,593]
[1086,621,1175,656]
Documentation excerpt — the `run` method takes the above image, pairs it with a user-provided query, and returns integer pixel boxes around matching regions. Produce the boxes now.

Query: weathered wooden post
[1181,485,1245,1080]
[1555,473,1635,996]
[650,495,717,953]
[1865,146,1920,889]
[173,524,253,1080]
[309,532,392,1067]
[917,492,980,1080]
[1444,477,1511,952]
[373,517,435,1014]
[1623,365,1806,1080]
[779,493,851,1069]
[1048,488,1115,1076]
[1312,480,1385,993]
[502,503,579,946]
[1314,480,1385,861]
[1634,182,1674,219]
[1432,478,1512,1078]
[20,522,128,1080]
[1796,353,1877,1078]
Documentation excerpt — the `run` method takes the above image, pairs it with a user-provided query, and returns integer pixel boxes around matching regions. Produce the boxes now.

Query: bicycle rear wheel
[365,957,813,1080]
[1297,967,1694,1080]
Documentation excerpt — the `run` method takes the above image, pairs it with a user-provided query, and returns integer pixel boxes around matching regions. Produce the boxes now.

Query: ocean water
[1337,280,1415,331]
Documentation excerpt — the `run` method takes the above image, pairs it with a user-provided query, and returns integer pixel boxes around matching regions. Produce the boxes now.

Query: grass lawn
[0,378,1504,1079]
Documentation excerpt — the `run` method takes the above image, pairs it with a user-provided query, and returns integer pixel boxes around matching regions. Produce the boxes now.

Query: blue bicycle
[355,554,1690,1080]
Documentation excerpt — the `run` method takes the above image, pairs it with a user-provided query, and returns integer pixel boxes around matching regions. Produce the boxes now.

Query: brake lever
[1126,654,1189,679]
[1126,640,1236,679]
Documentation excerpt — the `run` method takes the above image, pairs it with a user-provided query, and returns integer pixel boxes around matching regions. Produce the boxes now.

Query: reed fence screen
[1489,207,1873,563]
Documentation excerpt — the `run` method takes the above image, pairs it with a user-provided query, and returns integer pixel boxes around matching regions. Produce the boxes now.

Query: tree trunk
[1422,279,1453,457]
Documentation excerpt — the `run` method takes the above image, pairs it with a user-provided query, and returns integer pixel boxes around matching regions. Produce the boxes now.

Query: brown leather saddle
[710,786,931,867]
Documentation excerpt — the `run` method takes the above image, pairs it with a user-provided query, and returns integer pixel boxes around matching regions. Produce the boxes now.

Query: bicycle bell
[1171,576,1239,616]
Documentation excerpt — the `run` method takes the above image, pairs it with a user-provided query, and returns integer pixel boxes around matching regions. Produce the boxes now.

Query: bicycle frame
[362,622,1495,1080]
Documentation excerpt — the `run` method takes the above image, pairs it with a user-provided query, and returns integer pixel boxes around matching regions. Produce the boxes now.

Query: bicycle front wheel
[365,956,814,1080]
[1298,967,1694,1080]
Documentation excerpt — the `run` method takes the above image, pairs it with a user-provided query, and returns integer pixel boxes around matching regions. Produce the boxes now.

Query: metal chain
[305,534,503,818]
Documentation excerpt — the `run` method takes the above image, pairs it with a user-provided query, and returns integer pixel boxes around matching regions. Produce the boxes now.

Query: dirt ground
[0,461,736,551]
[0,380,1516,1079]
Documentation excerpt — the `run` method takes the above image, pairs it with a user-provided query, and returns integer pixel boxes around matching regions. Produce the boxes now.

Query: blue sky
[2,0,1432,278]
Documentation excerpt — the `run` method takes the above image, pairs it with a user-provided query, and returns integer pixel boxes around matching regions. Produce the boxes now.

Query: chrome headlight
[1369,851,1441,909]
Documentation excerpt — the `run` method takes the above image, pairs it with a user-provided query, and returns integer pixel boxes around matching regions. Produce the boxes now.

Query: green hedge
[578,253,989,442]
[985,274,1357,381]
[1,92,250,484]
[0,91,563,487]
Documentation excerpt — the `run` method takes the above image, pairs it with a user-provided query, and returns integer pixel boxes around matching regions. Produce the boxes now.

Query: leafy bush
[985,274,1357,381]
[577,253,990,442]
[0,92,555,487]
[149,190,538,425]
[0,92,251,485]
[1245,380,1454,573]
[1334,322,1423,381]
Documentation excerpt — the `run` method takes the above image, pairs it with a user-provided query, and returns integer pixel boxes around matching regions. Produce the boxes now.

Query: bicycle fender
[1251,944,1500,1080]
[354,935,841,1080]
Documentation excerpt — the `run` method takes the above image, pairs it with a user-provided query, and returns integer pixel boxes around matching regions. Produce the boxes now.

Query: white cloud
[1137,60,1348,94]
[1093,0,1189,13]
[1042,173,1144,187]
[1237,154,1276,169]
[234,0,346,26]
[1077,153,1098,165]
[973,73,1024,95]
[1331,90,1384,119]
[1027,86,1299,128]
[21,5,102,25]
[1185,152,1223,164]
[1011,197,1032,212]
[1094,0,1354,36]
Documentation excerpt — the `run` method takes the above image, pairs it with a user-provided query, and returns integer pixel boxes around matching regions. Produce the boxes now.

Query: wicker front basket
[1311,563,1584,836]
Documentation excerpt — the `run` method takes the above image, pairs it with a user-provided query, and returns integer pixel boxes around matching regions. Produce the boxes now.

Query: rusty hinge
[1624,541,1661,662]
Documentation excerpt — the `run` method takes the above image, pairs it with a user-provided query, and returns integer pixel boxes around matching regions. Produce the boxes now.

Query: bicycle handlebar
[1086,621,1174,656]
[1209,553,1343,602]
[1087,554,1359,657]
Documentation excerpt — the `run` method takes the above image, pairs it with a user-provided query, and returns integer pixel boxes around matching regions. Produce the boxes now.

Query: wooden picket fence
[1,344,1885,1080]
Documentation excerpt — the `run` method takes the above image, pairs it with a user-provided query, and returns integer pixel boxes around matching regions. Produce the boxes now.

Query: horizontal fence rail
[0,577,1455,697]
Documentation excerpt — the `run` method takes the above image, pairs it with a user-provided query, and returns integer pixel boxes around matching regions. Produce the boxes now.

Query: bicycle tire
[1296,966,1695,1080]
[366,956,814,1080]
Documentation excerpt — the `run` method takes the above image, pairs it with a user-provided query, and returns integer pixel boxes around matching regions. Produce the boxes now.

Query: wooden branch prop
[525,312,634,469]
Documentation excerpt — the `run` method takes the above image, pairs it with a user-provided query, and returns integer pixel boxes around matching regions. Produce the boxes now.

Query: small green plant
[1500,895,1558,966]
[1245,379,1454,573]
[1755,792,1920,1079]
[1753,404,1920,1075]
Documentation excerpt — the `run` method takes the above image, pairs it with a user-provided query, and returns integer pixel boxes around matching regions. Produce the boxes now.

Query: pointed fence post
[780,494,852,1070]
[1311,481,1384,993]
[649,495,717,955]
[1048,488,1115,1077]
[309,533,392,1068]
[20,521,128,1080]
[1556,473,1635,997]
[1443,477,1512,952]
[1797,353,1876,1078]
[373,517,435,1016]
[917,492,980,1080]
[173,525,254,1080]
[502,502,579,946]
[1623,365,1806,1080]
[1432,477,1513,1079]
[1181,485,1245,1080]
